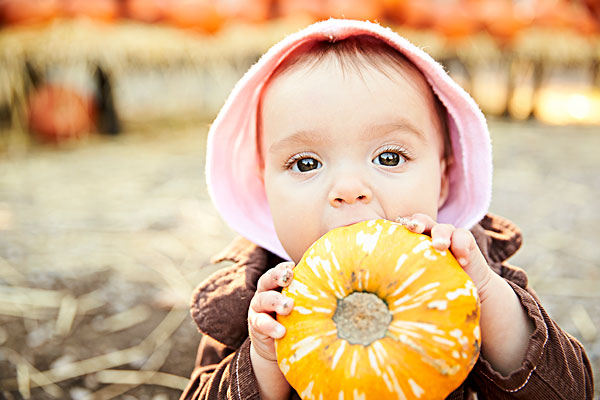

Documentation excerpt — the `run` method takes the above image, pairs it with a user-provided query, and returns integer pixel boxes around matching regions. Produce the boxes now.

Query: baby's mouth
[329,217,379,232]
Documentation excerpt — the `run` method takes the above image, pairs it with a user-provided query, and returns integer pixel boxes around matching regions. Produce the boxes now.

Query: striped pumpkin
[276,219,480,400]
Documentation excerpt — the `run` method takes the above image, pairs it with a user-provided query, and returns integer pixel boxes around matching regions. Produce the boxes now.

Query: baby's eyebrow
[363,121,425,142]
[268,120,425,154]
[268,130,329,154]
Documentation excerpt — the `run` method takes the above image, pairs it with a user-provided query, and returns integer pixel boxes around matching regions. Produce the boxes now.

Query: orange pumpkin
[27,84,97,143]
[62,0,120,22]
[123,0,167,23]
[477,0,531,44]
[431,1,481,41]
[325,0,385,21]
[394,0,436,29]
[0,0,62,26]
[217,0,272,24]
[163,0,225,34]
[276,219,480,400]
[585,0,600,23]
[276,0,329,21]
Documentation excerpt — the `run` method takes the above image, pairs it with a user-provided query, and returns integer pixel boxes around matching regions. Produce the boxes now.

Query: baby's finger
[431,224,455,251]
[250,290,294,315]
[396,213,434,234]
[449,229,494,298]
[450,228,475,267]
[249,311,286,339]
[256,261,295,293]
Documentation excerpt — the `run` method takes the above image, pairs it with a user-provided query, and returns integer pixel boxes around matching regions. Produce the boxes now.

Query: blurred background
[0,0,599,398]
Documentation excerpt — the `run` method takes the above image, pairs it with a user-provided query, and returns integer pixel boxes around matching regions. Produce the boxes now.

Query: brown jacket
[180,215,594,399]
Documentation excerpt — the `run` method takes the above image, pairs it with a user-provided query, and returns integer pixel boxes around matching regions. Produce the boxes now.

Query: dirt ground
[0,118,598,399]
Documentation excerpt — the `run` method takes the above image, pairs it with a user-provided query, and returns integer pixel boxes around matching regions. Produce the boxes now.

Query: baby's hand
[248,261,295,362]
[398,214,536,375]
[397,214,494,302]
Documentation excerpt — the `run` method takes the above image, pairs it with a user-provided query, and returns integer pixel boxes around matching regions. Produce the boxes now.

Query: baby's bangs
[269,35,416,81]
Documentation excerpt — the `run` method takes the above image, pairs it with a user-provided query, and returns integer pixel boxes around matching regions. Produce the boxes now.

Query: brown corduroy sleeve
[179,336,261,400]
[470,281,594,399]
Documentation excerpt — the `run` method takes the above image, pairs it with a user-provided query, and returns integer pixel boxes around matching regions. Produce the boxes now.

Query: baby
[181,19,592,400]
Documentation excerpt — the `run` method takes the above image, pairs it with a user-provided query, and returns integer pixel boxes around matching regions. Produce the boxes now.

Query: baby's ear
[438,156,452,208]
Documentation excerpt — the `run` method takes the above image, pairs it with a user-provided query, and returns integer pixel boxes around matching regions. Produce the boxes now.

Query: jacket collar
[191,214,522,348]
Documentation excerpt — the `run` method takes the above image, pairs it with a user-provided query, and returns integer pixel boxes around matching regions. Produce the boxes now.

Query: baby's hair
[257,35,452,168]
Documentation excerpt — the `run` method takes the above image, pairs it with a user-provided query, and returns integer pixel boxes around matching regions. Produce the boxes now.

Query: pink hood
[206,18,492,260]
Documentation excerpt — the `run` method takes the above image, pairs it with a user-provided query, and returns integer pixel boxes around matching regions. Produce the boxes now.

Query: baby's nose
[328,179,372,207]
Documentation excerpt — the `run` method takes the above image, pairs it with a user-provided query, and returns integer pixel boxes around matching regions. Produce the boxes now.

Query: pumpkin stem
[333,292,392,346]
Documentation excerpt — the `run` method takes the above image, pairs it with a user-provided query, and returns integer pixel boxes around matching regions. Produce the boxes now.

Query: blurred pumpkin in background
[163,0,225,34]
[477,0,532,44]
[27,84,97,143]
[62,0,120,22]
[0,0,62,26]
[535,0,579,28]
[532,0,598,35]
[431,0,480,40]
[276,0,330,21]
[123,0,167,23]
[325,0,385,21]
[379,0,406,23]
[584,0,600,22]
[570,2,599,35]
[217,0,272,24]
[392,0,436,29]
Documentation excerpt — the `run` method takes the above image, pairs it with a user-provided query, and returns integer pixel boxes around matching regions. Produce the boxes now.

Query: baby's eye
[373,151,406,167]
[292,157,322,172]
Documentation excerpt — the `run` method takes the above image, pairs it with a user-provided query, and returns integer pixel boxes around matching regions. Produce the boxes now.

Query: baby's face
[260,58,449,263]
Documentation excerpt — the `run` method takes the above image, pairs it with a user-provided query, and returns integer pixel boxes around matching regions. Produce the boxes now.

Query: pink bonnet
[205,18,492,260]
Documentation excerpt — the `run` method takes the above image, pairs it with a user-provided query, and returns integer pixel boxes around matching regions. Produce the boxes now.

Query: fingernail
[278,299,293,314]
[274,324,285,338]
[281,269,292,284]
[409,220,424,233]
[458,258,468,266]
[432,238,449,248]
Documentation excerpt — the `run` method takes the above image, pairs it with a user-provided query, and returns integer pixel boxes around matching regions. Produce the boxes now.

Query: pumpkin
[62,0,120,22]
[276,0,330,21]
[431,1,480,41]
[394,0,436,29]
[584,0,600,23]
[276,219,480,400]
[477,0,531,44]
[27,84,97,143]
[163,0,225,34]
[0,0,61,26]
[325,0,385,21]
[217,0,272,24]
[123,0,167,23]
